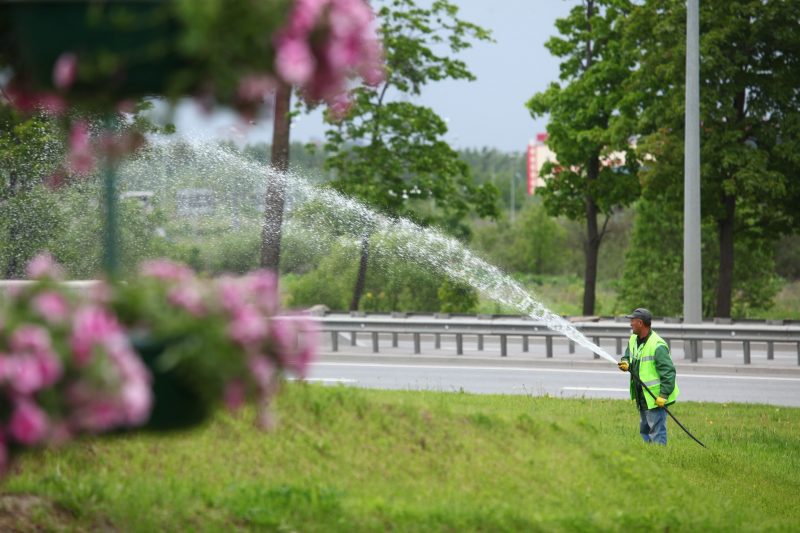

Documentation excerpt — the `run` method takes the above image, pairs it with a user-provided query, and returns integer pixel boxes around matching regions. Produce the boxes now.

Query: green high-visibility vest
[628,331,679,409]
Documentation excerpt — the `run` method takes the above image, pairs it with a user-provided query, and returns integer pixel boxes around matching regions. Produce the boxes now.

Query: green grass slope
[3,384,799,531]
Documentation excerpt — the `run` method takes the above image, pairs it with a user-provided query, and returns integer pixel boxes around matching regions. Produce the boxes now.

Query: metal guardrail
[318,312,800,366]
[4,281,798,365]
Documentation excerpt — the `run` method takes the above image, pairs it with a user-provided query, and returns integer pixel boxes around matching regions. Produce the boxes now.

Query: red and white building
[526,132,632,195]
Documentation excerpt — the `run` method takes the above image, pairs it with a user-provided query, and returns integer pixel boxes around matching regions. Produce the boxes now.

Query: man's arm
[654,345,676,398]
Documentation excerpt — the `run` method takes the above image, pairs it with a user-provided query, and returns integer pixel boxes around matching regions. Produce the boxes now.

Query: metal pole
[684,0,702,359]
[102,114,119,278]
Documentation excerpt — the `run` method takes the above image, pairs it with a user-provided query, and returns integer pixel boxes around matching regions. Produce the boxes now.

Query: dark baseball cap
[625,308,652,322]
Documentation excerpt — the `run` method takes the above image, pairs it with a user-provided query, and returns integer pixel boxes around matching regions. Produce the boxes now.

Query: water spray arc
[118,141,705,447]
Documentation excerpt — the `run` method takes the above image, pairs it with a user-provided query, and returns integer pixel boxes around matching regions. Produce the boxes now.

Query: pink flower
[70,306,126,365]
[282,316,320,377]
[53,52,77,90]
[247,270,279,314]
[26,253,64,280]
[6,356,44,395]
[217,277,246,314]
[9,400,49,445]
[67,120,95,175]
[140,259,193,282]
[119,381,152,426]
[248,355,275,391]
[275,38,316,85]
[168,285,206,316]
[36,350,63,388]
[224,379,247,411]
[229,306,268,347]
[327,92,353,120]
[32,292,70,323]
[10,324,52,354]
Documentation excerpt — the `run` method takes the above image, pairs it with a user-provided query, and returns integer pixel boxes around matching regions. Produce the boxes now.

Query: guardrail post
[456,334,463,355]
[546,336,553,358]
[350,332,357,346]
[715,340,722,358]
[767,341,774,360]
[392,332,398,348]
[478,334,484,351]
[413,333,421,354]
[569,340,575,354]
[592,336,600,359]
[797,342,800,366]
[615,338,622,355]
[331,331,338,352]
[435,333,441,350]
[743,340,751,364]
[500,335,507,357]
[522,335,529,352]
[690,339,698,363]
[372,332,379,353]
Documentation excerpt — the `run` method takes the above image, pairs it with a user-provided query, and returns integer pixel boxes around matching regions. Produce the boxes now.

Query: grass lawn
[2,384,799,531]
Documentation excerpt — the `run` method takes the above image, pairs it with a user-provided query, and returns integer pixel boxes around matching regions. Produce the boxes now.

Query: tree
[623,0,800,317]
[526,0,639,316]
[0,105,64,278]
[319,0,499,310]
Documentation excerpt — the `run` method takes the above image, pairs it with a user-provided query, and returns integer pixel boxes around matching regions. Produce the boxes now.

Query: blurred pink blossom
[248,355,275,391]
[229,306,269,348]
[53,52,78,90]
[119,381,152,426]
[33,292,70,323]
[224,379,247,410]
[247,270,279,314]
[168,285,206,316]
[140,260,193,282]
[9,400,49,445]
[6,355,45,395]
[217,277,247,315]
[70,306,126,366]
[27,253,64,280]
[10,324,52,354]
[275,39,316,85]
[67,120,95,175]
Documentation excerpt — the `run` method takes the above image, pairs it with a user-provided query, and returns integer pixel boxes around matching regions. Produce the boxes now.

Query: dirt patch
[0,493,76,532]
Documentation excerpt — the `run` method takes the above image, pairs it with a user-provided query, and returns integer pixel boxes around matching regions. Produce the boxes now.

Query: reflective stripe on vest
[628,331,680,408]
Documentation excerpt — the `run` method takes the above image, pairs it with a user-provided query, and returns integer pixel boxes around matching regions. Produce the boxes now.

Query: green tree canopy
[527,0,639,315]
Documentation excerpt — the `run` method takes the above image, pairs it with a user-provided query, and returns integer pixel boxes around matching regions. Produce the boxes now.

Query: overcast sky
[173,0,575,153]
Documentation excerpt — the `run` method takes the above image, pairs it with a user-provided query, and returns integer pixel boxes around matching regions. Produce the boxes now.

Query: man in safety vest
[617,308,679,445]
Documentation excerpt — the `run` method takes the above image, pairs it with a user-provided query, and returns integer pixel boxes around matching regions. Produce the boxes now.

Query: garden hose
[629,369,706,448]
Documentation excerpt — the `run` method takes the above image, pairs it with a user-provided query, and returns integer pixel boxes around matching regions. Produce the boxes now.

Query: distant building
[526,132,632,195]
[176,188,215,216]
[526,133,555,195]
[120,190,155,212]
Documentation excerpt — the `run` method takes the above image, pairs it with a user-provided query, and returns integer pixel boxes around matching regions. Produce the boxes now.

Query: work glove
[655,396,666,408]
[618,360,629,372]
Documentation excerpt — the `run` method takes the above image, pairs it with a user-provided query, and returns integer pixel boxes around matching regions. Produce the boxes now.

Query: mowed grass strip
[3,384,799,531]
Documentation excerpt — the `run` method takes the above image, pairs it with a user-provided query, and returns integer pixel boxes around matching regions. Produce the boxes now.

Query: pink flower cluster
[138,260,319,416]
[274,0,385,115]
[0,254,152,473]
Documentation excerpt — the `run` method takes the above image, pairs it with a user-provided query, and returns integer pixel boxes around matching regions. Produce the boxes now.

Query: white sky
[172,0,575,153]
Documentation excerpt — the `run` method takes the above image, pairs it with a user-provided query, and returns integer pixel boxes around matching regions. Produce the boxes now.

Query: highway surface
[305,357,800,407]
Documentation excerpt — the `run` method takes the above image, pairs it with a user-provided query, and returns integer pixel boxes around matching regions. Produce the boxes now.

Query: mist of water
[114,140,619,363]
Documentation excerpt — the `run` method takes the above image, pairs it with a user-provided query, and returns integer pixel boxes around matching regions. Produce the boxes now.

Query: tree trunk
[715,193,736,317]
[3,171,21,279]
[350,235,370,311]
[260,82,292,272]
[582,154,601,316]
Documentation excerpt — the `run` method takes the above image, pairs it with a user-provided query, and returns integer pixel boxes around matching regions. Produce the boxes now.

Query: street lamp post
[684,0,702,360]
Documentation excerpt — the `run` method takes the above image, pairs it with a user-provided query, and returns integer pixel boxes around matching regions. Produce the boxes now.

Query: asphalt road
[306,358,800,407]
